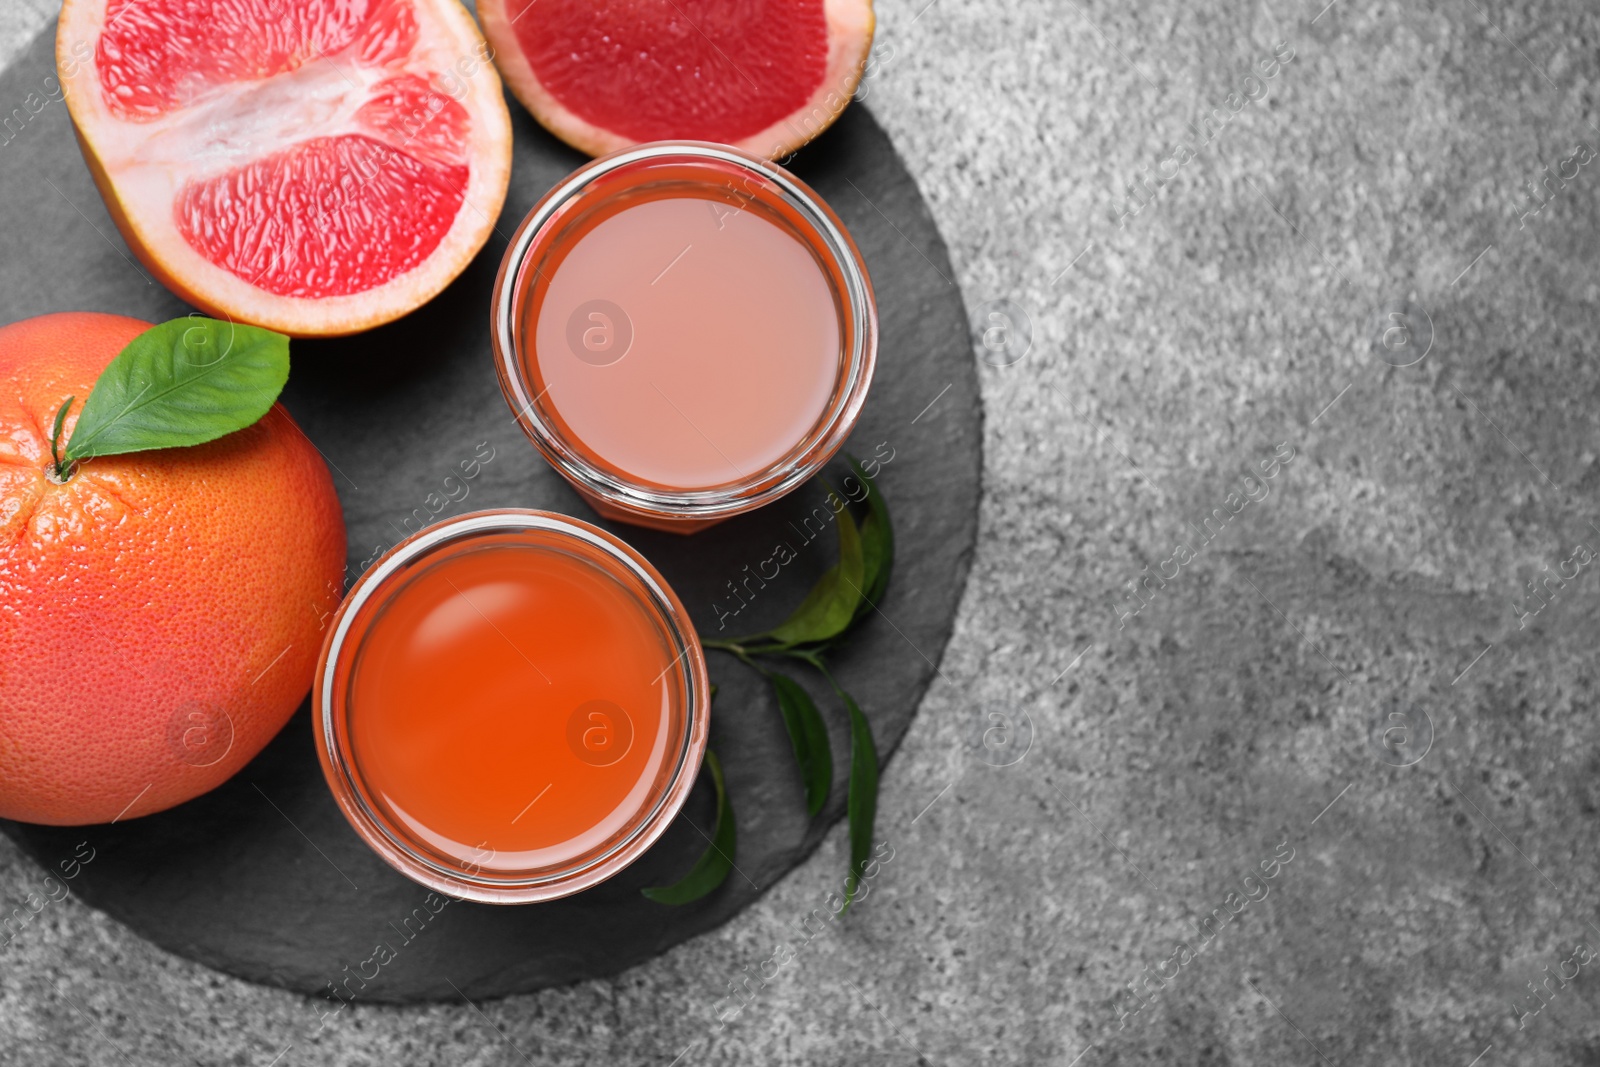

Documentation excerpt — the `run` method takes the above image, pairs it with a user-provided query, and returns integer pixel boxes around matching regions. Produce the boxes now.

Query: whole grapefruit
[0,313,346,825]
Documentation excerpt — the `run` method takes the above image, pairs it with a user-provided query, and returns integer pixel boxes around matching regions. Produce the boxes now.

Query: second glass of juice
[492,141,877,533]
[314,509,710,903]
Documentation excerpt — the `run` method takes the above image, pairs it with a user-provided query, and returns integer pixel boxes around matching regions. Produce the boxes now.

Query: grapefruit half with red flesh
[478,0,875,160]
[56,0,513,337]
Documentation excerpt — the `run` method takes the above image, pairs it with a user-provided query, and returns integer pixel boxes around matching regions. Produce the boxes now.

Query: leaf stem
[47,397,75,483]
[702,638,801,662]
[701,640,767,674]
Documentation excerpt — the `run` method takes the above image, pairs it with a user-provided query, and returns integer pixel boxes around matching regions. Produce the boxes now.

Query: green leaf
[765,490,865,647]
[63,317,289,463]
[642,750,736,905]
[847,455,894,614]
[771,671,833,817]
[840,687,879,912]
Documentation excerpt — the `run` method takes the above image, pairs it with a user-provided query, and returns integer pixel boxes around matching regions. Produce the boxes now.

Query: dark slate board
[0,28,979,1001]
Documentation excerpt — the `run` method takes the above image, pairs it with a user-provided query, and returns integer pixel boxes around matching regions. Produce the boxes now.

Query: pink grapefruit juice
[494,144,878,531]
[529,194,840,490]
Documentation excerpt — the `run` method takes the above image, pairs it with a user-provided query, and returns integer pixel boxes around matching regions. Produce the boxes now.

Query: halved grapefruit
[477,0,875,161]
[56,0,513,337]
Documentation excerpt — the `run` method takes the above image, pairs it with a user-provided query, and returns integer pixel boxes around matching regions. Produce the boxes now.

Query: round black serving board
[0,29,979,1001]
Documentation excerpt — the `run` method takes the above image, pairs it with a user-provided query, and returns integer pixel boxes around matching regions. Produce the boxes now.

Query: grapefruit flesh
[57,0,512,336]
[0,313,347,825]
[478,0,875,160]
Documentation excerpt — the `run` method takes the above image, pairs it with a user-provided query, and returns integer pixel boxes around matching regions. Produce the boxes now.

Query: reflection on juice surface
[530,194,841,491]
[347,542,674,872]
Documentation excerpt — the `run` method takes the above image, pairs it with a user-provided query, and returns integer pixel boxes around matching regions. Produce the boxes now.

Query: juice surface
[347,542,676,872]
[530,194,841,490]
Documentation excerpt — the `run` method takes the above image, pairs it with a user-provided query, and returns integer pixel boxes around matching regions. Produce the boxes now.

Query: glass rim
[314,508,710,904]
[491,140,878,523]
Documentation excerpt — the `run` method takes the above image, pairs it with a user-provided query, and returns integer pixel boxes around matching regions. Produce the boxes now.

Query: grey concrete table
[3,0,1599,1064]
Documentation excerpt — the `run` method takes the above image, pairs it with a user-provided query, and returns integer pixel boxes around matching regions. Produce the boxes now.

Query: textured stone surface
[4,0,1600,1064]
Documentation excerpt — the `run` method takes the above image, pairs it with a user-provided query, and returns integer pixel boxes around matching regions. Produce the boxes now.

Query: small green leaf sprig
[46,316,290,482]
[641,749,734,905]
[644,457,892,909]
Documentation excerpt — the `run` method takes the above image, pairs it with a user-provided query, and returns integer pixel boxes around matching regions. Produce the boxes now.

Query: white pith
[56,0,513,336]
[121,61,396,174]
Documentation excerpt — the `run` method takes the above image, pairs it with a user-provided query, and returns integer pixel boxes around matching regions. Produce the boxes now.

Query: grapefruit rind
[55,0,513,337]
[477,0,874,161]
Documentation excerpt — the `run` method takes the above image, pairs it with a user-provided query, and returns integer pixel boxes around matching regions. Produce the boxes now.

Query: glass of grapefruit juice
[492,141,877,532]
[314,509,709,903]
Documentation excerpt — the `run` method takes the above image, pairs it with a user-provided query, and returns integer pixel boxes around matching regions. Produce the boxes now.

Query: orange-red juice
[316,511,708,902]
